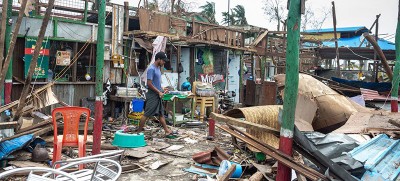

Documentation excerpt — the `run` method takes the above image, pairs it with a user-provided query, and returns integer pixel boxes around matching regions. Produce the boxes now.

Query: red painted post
[4,81,11,104]
[208,118,215,138]
[276,0,301,180]
[93,101,103,154]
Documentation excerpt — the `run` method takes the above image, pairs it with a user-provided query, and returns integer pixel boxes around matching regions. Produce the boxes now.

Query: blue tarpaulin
[0,134,34,160]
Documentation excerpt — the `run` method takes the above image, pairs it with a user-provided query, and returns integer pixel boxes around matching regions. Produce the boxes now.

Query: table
[109,95,136,118]
[162,94,195,126]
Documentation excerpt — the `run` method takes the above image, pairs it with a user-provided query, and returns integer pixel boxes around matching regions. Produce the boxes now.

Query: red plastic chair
[52,107,91,169]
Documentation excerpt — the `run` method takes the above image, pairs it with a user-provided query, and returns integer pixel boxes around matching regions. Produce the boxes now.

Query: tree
[199,1,216,24]
[263,0,287,31]
[222,11,235,25]
[232,5,248,26]
[263,0,330,31]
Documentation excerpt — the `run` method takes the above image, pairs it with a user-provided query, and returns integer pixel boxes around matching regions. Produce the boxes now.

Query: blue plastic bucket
[132,98,145,112]
[218,160,243,178]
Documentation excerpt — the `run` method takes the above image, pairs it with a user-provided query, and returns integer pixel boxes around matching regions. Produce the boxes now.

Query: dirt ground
[118,125,236,181]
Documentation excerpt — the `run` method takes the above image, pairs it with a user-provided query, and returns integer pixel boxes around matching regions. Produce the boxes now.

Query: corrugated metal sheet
[304,36,395,50]
[305,26,368,33]
[348,134,400,180]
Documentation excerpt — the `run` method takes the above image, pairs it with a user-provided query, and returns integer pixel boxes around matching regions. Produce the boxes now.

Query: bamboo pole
[391,0,400,112]
[276,0,301,180]
[0,0,28,100]
[13,0,55,122]
[331,1,340,77]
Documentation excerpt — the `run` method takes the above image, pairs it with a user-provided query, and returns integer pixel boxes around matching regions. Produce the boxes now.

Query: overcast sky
[112,0,397,42]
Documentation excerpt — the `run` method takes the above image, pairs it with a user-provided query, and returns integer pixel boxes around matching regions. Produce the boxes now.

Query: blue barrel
[132,98,145,112]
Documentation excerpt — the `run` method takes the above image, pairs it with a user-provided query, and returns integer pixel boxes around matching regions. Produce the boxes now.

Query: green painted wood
[96,0,105,97]
[281,0,301,133]
[391,1,400,111]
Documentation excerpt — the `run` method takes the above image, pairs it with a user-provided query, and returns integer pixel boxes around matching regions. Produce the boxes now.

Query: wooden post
[93,0,106,155]
[374,14,380,60]
[276,0,301,180]
[364,33,393,81]
[391,0,400,112]
[124,1,129,32]
[331,1,340,77]
[13,0,55,122]
[0,0,8,68]
[4,0,13,105]
[0,0,28,102]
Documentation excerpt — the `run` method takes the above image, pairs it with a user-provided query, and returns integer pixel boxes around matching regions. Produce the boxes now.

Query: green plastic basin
[112,130,146,148]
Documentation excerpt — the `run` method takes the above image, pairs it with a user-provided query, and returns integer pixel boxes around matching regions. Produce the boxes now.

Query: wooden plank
[252,30,269,46]
[232,31,237,46]
[389,119,400,128]
[0,122,19,129]
[210,113,280,134]
[72,42,78,82]
[186,39,257,52]
[138,8,150,31]
[218,29,225,43]
[219,164,236,181]
[33,125,53,137]
[16,120,51,134]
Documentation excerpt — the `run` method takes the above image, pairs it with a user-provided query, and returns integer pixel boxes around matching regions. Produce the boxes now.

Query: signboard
[24,38,50,79]
[56,50,71,66]
[199,74,224,84]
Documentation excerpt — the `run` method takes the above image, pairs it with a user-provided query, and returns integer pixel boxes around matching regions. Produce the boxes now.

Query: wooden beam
[186,39,256,52]
[193,21,246,33]
[389,119,400,128]
[364,33,393,81]
[332,1,341,77]
[210,113,280,135]
[0,121,19,129]
[16,120,51,134]
[13,0,55,122]
[124,30,180,39]
[219,164,236,181]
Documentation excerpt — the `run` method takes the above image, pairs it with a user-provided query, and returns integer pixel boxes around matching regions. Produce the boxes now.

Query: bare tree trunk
[0,0,28,97]
[13,0,55,122]
[170,0,175,14]
[0,0,9,68]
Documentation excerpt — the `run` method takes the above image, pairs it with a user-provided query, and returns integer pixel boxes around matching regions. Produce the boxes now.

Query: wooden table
[109,95,136,118]
[162,94,195,126]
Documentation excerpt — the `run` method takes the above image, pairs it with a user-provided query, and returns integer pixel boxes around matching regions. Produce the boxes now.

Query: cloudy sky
[112,0,397,42]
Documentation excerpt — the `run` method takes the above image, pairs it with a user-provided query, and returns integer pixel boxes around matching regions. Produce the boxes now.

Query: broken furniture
[162,93,195,126]
[52,106,90,169]
[46,158,122,181]
[110,95,136,118]
[0,167,78,180]
[52,150,125,169]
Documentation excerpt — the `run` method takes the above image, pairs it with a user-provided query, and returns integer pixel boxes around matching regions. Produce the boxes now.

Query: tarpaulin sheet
[0,134,34,160]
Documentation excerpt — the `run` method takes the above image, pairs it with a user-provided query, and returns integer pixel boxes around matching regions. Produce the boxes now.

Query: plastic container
[218,160,243,178]
[131,98,145,112]
[112,130,146,148]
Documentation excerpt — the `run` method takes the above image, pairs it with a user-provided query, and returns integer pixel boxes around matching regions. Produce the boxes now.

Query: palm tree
[222,11,235,25]
[199,1,216,24]
[232,5,248,26]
